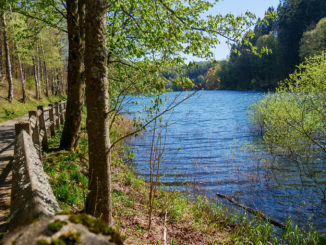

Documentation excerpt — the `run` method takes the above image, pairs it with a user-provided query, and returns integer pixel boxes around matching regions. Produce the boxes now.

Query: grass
[43,127,88,212]
[0,77,66,122]
[41,112,323,244]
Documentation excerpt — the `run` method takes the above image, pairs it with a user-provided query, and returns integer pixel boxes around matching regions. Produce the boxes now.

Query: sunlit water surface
[125,90,326,233]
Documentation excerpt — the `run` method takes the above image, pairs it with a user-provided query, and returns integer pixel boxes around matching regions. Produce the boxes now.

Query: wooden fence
[14,100,67,157]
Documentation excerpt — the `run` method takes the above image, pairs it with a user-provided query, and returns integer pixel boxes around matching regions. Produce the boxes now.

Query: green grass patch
[43,128,88,212]
[0,94,66,123]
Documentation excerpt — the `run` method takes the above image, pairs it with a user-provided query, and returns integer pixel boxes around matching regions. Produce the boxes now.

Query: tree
[1,11,13,103]
[81,0,258,225]
[15,43,27,103]
[277,0,326,75]
[204,65,220,90]
[250,51,326,200]
[84,0,112,225]
[299,17,326,59]
[60,0,85,150]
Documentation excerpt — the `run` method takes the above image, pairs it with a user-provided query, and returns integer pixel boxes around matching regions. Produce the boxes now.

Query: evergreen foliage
[192,0,326,91]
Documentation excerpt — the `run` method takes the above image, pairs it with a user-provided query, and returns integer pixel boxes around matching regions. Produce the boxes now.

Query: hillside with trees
[195,0,326,90]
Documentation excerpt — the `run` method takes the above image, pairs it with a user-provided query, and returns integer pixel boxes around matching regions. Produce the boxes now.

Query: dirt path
[0,116,27,235]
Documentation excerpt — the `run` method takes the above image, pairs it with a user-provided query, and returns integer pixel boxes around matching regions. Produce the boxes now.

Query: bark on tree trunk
[32,55,40,99]
[51,69,56,95]
[1,12,13,103]
[56,68,61,95]
[15,44,27,103]
[85,0,112,225]
[59,68,64,94]
[0,20,4,81]
[60,0,86,150]
[36,44,42,98]
[41,40,49,97]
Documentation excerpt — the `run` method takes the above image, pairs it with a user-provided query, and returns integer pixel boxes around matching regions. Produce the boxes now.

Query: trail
[0,116,27,235]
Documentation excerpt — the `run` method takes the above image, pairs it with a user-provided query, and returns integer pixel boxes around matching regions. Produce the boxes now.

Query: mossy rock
[1,215,123,245]
[69,214,123,245]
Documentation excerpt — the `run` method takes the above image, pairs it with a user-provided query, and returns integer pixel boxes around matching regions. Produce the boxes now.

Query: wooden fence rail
[15,100,67,158]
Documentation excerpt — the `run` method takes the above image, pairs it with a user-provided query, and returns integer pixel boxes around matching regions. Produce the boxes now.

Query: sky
[186,0,280,62]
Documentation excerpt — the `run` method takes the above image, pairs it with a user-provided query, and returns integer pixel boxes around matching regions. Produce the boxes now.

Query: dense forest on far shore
[171,0,326,91]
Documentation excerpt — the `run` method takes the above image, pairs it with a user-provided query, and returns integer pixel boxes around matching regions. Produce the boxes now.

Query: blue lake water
[124,90,326,233]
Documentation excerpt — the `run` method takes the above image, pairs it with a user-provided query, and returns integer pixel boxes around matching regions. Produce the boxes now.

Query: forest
[189,0,326,90]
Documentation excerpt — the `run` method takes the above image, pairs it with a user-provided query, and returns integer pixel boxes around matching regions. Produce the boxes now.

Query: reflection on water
[125,90,326,233]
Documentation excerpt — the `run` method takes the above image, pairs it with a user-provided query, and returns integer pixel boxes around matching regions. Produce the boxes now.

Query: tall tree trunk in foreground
[15,44,27,103]
[1,12,13,103]
[85,0,112,225]
[60,0,86,150]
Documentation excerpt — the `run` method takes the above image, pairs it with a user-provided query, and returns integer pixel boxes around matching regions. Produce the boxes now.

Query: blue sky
[186,0,280,62]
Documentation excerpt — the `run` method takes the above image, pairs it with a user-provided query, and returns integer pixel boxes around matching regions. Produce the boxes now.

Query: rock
[1,214,123,245]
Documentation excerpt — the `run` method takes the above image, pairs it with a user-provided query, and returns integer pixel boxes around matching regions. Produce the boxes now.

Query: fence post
[54,102,60,130]
[29,110,42,158]
[59,101,64,124]
[15,121,31,136]
[48,104,56,137]
[38,105,48,151]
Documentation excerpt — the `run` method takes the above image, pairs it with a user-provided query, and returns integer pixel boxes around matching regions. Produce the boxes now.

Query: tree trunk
[51,69,56,95]
[0,21,4,81]
[36,44,42,98]
[32,55,40,99]
[85,0,112,225]
[56,68,61,95]
[1,12,13,103]
[15,44,27,103]
[59,67,64,94]
[41,40,49,97]
[60,0,86,150]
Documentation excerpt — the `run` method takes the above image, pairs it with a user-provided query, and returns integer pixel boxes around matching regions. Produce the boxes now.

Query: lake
[125,90,326,233]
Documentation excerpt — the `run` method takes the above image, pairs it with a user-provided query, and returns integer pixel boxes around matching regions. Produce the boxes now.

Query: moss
[34,232,80,245]
[69,214,123,245]
[68,213,93,227]
[48,240,65,245]
[47,220,67,233]
[35,240,50,245]
[57,232,81,244]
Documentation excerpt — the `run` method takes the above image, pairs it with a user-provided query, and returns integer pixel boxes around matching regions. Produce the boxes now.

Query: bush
[250,51,326,198]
